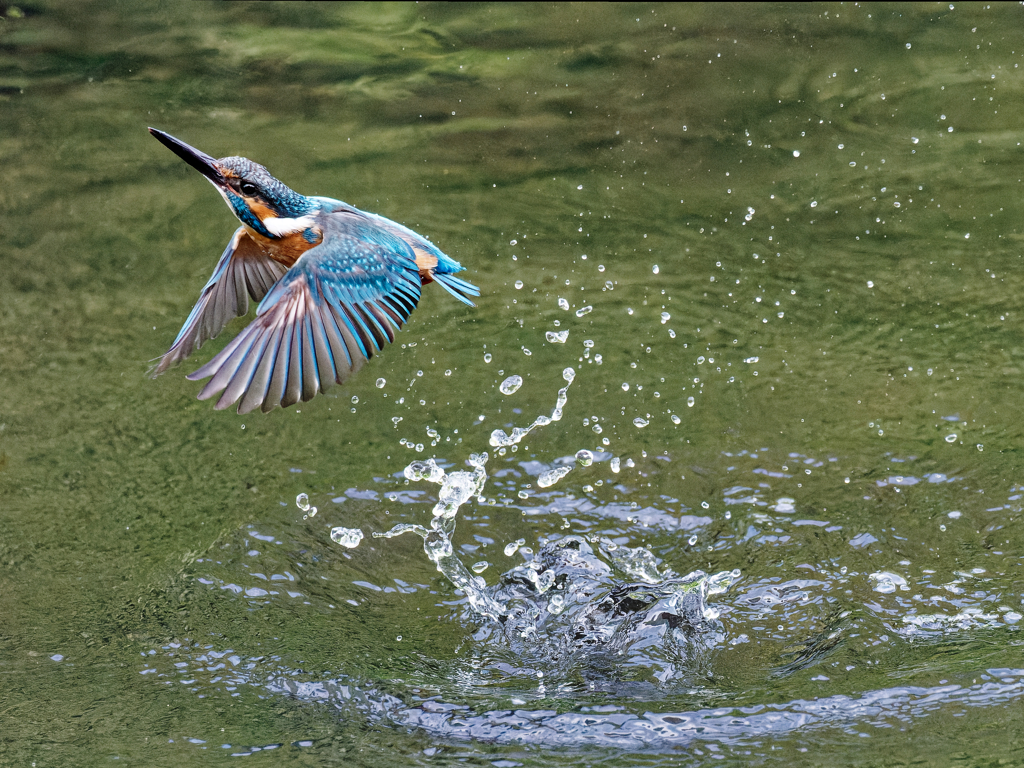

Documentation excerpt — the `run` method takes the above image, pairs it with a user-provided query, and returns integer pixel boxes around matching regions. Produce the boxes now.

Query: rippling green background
[4,2,1024,765]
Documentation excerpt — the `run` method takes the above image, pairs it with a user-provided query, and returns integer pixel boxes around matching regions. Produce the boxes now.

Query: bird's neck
[243,204,323,266]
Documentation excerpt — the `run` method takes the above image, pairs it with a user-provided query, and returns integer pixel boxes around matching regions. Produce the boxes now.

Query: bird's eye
[240,182,258,196]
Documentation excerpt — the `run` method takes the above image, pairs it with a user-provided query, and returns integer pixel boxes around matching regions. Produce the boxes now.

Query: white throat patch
[263,214,316,237]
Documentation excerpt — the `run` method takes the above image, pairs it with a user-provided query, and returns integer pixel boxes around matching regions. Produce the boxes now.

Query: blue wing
[186,213,423,414]
[150,227,287,376]
[365,212,480,306]
[313,197,480,306]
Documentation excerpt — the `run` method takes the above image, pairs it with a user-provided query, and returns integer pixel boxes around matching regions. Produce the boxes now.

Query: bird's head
[149,128,316,240]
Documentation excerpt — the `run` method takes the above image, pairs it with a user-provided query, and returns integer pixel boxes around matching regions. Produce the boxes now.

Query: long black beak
[149,128,227,186]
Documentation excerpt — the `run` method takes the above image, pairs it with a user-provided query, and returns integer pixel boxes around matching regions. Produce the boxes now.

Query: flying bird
[148,128,478,414]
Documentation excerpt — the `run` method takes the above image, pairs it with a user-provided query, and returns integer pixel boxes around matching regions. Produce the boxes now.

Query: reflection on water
[140,366,1024,759]
[145,430,1024,756]
[5,2,1024,765]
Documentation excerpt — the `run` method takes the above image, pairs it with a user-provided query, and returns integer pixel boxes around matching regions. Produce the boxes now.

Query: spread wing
[186,214,423,414]
[364,212,480,306]
[150,227,287,376]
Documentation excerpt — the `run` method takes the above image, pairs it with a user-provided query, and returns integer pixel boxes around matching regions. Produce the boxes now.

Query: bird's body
[147,128,478,414]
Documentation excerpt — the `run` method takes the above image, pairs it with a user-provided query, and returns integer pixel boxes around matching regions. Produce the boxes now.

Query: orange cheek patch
[247,200,275,221]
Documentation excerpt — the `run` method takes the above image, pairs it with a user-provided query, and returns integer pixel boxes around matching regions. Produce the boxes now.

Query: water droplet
[660,312,670,324]
[945,434,957,443]
[671,414,681,424]
[504,538,525,557]
[687,396,695,407]
[869,571,907,594]
[517,490,529,500]
[652,265,660,274]
[351,395,359,404]
[499,375,523,395]
[296,493,310,512]
[793,150,801,158]
[471,561,489,574]
[548,593,566,614]
[510,239,517,245]
[558,297,569,310]
[575,449,594,467]
[444,369,452,377]
[867,280,874,288]
[484,353,492,363]
[563,367,575,383]
[330,527,364,549]
[538,466,572,488]
[622,383,630,392]
[404,459,446,483]
[546,330,569,343]
[522,347,532,356]
[375,378,386,388]
[514,280,524,289]
[810,200,817,208]
[633,417,649,428]
[610,457,620,473]
[575,305,593,317]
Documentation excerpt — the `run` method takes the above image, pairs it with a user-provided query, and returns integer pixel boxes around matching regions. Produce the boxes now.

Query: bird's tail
[433,272,480,307]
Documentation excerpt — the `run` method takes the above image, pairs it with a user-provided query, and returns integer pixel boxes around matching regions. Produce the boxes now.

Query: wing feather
[181,210,459,412]
[280,314,305,409]
[238,329,282,414]
[300,313,319,403]
[308,304,337,392]
[150,227,286,376]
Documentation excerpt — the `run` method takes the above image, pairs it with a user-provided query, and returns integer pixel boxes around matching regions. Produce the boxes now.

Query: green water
[4,2,1024,764]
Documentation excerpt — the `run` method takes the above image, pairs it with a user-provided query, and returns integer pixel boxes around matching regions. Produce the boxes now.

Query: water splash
[545,330,569,343]
[599,538,673,584]
[375,453,505,619]
[366,367,736,690]
[489,368,576,448]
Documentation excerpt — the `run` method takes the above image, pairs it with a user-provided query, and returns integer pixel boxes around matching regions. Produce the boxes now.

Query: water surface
[3,3,1024,765]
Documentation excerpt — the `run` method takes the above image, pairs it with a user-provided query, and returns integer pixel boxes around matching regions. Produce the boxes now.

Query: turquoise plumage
[148,128,478,414]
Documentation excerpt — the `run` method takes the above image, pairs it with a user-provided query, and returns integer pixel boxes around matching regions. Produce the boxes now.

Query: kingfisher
[147,128,478,414]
